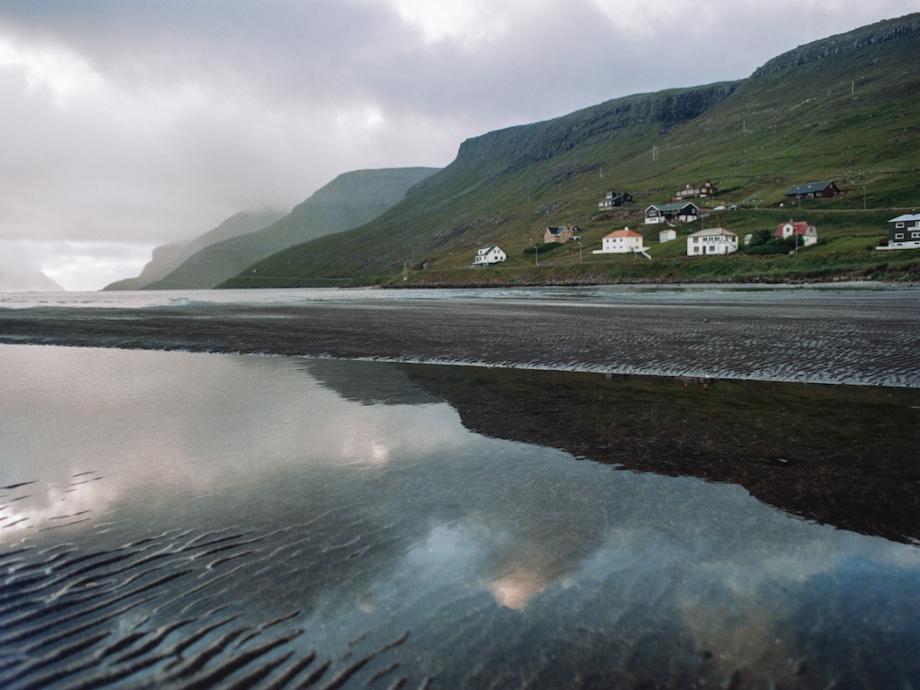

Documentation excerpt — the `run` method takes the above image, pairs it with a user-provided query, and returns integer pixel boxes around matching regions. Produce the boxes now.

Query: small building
[687,228,738,256]
[544,225,579,244]
[881,214,920,250]
[674,181,717,201]
[776,220,817,247]
[593,228,645,254]
[645,202,699,225]
[473,246,507,266]
[597,191,634,211]
[659,228,677,243]
[784,181,840,200]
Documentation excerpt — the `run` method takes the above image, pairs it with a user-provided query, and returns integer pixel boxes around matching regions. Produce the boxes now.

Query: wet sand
[1,289,919,386]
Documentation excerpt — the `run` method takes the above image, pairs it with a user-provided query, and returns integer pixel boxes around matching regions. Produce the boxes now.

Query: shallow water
[1,345,918,689]
[0,282,913,309]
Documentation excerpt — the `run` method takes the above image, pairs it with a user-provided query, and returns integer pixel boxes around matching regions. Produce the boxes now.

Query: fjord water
[1,345,919,689]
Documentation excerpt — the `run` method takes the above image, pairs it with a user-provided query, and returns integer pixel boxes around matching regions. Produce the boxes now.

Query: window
[912,232,920,239]
[895,233,905,239]
[896,223,905,228]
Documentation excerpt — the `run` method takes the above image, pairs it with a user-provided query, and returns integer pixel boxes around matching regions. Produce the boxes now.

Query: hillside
[104,210,283,291]
[0,264,65,292]
[140,167,438,290]
[223,13,920,288]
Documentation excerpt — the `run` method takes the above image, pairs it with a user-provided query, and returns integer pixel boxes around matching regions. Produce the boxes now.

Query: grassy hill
[141,167,438,290]
[221,13,920,288]
[104,210,283,291]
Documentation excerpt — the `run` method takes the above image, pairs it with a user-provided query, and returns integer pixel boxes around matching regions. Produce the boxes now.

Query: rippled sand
[1,287,919,386]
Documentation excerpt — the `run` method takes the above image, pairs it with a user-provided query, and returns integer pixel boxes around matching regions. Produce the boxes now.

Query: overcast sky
[0,0,915,290]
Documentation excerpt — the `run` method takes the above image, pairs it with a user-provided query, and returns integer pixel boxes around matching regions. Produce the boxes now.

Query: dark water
[1,345,918,689]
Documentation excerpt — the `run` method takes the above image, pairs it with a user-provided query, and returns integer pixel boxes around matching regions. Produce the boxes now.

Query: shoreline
[2,289,919,388]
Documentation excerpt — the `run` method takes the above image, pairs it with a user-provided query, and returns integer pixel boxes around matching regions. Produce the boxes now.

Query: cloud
[0,0,913,289]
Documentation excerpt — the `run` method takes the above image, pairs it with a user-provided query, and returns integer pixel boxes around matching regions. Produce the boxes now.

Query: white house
[687,228,738,256]
[473,246,507,266]
[593,228,645,254]
[879,214,920,250]
[776,220,817,247]
[659,228,677,243]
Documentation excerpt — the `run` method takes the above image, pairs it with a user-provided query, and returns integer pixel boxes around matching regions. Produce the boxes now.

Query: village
[472,179,920,267]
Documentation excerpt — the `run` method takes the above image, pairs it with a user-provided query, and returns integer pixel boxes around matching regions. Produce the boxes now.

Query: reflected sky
[1,344,918,689]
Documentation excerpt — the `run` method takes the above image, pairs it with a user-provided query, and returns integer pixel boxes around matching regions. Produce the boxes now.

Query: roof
[476,245,501,254]
[604,229,643,239]
[776,221,813,235]
[546,226,570,235]
[688,227,737,238]
[890,214,920,223]
[784,181,836,195]
[646,202,699,213]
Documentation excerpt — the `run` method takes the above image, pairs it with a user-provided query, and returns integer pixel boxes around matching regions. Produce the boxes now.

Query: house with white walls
[659,228,677,243]
[687,228,738,256]
[593,228,645,254]
[473,246,507,266]
[776,220,818,247]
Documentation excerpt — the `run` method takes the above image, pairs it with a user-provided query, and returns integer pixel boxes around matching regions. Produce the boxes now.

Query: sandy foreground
[1,289,919,387]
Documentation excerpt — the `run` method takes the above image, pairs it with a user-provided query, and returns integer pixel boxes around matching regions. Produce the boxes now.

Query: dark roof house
[544,226,579,244]
[784,181,840,199]
[598,191,634,211]
[644,203,699,224]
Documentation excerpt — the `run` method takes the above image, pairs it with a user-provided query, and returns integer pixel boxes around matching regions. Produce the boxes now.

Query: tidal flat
[1,286,919,689]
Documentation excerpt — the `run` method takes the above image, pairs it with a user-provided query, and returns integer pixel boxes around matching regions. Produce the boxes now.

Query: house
[783,181,840,200]
[645,202,699,225]
[776,220,817,247]
[673,181,717,201]
[687,228,738,256]
[544,226,579,244]
[473,246,507,266]
[880,214,920,250]
[597,191,634,211]
[659,228,677,243]
[593,228,645,254]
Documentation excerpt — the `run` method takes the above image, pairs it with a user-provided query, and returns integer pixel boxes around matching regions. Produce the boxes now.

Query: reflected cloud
[2,345,920,688]
[490,569,546,610]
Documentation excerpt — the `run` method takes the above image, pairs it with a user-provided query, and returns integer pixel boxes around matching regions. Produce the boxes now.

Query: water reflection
[401,365,920,545]
[0,345,918,689]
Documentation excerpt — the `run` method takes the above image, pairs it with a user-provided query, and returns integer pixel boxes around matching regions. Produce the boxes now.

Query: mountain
[222,13,920,287]
[140,167,438,290]
[104,209,284,291]
[0,265,66,292]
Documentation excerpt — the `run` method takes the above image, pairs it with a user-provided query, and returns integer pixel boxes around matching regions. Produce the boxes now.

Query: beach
[1,286,920,689]
[1,286,919,387]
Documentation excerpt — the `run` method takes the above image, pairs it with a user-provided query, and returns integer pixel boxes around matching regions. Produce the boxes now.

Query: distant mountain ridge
[104,209,284,291]
[0,264,65,292]
[137,167,438,290]
[220,12,920,287]
[751,13,920,77]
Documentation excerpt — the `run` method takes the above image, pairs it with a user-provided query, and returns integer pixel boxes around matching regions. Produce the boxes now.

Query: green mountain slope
[104,210,283,291]
[143,167,438,290]
[224,13,920,288]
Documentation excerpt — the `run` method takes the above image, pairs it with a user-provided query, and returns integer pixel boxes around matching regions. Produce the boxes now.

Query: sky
[0,0,916,290]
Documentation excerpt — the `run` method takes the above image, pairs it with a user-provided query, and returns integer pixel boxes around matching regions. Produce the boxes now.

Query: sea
[1,286,919,689]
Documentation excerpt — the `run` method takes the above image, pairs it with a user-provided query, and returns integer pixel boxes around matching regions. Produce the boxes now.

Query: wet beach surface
[1,287,920,689]
[1,286,919,387]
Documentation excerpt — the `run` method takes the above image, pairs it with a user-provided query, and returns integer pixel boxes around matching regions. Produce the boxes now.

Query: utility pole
[863,185,867,210]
